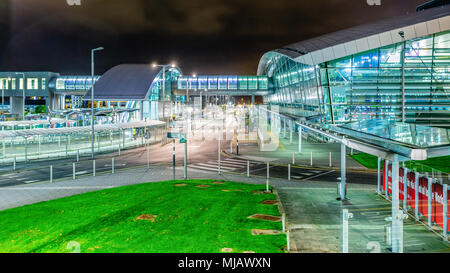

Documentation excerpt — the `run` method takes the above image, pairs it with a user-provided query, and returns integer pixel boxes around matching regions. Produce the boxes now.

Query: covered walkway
[0,120,165,164]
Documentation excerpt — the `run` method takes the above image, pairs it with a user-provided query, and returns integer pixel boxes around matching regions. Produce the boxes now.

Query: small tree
[35,105,47,114]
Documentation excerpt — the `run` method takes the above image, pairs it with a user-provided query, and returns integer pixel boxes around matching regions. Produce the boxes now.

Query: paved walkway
[278,184,450,253]
[233,133,370,171]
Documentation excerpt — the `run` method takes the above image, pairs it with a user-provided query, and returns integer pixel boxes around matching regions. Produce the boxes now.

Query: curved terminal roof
[84,64,173,101]
[260,4,450,71]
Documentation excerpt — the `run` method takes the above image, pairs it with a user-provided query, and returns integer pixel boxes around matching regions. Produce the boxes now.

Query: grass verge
[350,153,450,173]
[0,179,285,253]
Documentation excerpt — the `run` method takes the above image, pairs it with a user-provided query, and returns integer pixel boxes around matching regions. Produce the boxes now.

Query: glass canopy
[335,120,450,148]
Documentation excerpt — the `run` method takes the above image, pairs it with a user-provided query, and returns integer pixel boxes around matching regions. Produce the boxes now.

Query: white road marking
[302,170,335,181]
[24,180,40,184]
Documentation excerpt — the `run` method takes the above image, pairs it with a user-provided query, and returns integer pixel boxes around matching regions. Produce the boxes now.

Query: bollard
[342,209,353,253]
[230,141,233,154]
[118,144,121,156]
[50,165,53,183]
[146,143,150,169]
[403,168,408,212]
[288,164,291,181]
[218,138,221,175]
[414,172,419,220]
[13,156,16,171]
[286,230,290,252]
[282,213,286,232]
[93,160,96,177]
[443,184,448,241]
[247,160,250,177]
[329,152,332,168]
[385,224,392,246]
[310,152,313,166]
[385,160,390,199]
[73,162,76,180]
[112,157,115,174]
[292,152,295,165]
[266,162,270,192]
[76,149,79,162]
[427,178,432,229]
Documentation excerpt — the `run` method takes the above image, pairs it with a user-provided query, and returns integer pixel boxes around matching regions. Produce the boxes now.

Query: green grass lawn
[350,153,450,173]
[0,179,286,253]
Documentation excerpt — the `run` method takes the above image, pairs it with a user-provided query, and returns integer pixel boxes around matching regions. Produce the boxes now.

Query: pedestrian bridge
[52,74,273,97]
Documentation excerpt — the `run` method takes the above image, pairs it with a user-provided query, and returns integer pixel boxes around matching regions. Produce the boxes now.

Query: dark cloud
[0,0,427,74]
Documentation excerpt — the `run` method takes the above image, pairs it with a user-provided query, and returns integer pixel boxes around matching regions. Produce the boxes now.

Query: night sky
[0,0,426,75]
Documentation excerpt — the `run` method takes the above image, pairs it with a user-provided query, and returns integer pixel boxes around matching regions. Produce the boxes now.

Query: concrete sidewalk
[279,184,450,253]
[232,132,371,171]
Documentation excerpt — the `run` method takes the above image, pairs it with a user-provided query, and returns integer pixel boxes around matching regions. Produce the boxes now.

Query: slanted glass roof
[337,120,450,149]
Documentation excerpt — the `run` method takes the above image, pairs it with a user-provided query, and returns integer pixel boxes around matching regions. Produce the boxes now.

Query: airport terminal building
[258,4,450,127]
[0,2,449,127]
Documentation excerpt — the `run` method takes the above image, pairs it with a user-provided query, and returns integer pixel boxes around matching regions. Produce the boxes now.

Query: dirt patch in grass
[221,190,231,192]
[174,183,187,187]
[212,181,225,184]
[136,214,158,222]
[196,185,210,188]
[261,200,279,205]
[233,189,243,192]
[221,248,233,252]
[252,190,273,195]
[243,251,255,253]
[251,229,281,235]
[248,214,281,222]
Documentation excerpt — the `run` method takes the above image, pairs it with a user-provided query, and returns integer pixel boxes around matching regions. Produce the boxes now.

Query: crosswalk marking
[189,158,259,172]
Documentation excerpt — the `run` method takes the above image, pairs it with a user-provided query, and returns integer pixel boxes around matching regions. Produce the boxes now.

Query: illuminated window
[12,79,16,90]
[258,77,268,90]
[228,76,238,89]
[198,76,208,89]
[238,76,248,90]
[27,78,39,90]
[218,76,228,89]
[19,78,24,90]
[0,78,7,89]
[208,77,218,89]
[177,76,188,89]
[41,78,46,90]
[56,79,65,90]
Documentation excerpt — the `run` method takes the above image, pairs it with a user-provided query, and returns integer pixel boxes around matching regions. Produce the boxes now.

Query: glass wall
[56,76,100,91]
[176,75,269,90]
[261,30,450,126]
[148,67,181,101]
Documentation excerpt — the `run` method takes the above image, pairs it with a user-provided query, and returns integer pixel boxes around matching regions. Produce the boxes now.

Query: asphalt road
[0,109,377,188]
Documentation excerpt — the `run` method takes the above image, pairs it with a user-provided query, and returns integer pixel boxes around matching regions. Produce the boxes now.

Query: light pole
[152,63,176,121]
[15,73,25,120]
[399,31,406,123]
[91,47,104,159]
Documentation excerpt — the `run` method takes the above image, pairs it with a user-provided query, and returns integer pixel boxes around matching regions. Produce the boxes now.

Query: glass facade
[177,75,269,91]
[260,31,450,127]
[56,76,100,91]
[148,67,181,101]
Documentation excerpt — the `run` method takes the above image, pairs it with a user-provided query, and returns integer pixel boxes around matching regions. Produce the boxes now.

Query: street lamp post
[399,31,406,123]
[15,73,25,120]
[91,47,104,159]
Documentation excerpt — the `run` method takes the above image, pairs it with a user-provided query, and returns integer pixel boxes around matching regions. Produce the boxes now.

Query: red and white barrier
[383,162,449,238]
